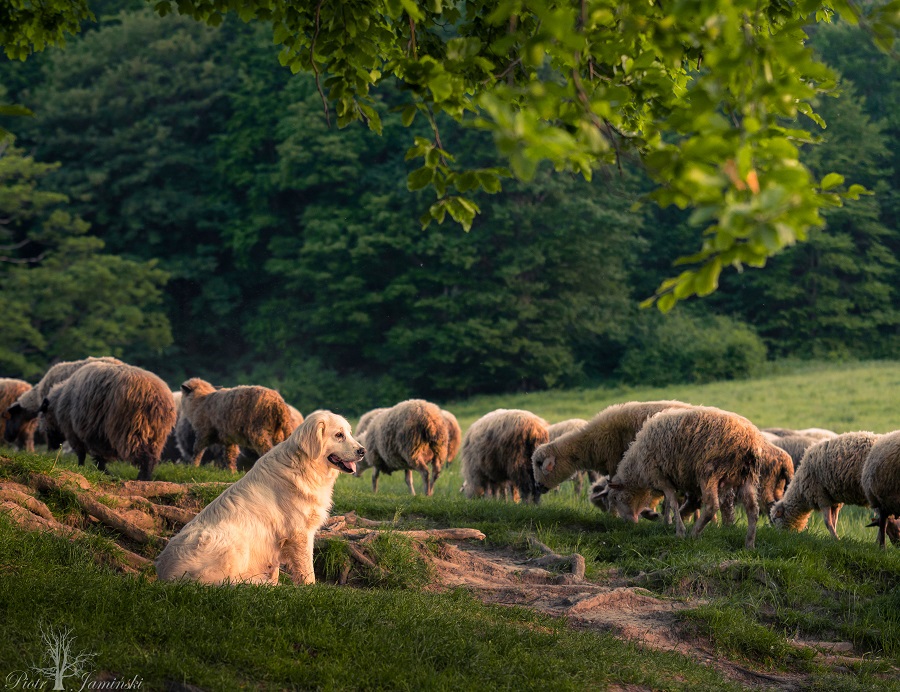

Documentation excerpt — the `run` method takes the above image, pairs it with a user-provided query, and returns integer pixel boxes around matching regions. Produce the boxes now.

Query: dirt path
[422,540,859,690]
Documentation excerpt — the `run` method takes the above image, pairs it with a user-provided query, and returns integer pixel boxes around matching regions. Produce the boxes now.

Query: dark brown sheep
[41,361,176,480]
[1,378,39,451]
[179,377,295,473]
[363,399,449,496]
[461,409,549,504]
[4,356,122,448]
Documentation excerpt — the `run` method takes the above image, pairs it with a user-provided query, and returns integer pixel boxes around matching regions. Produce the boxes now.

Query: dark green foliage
[0,145,171,376]
[617,312,768,387]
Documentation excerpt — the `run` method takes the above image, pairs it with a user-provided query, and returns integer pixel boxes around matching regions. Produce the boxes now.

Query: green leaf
[820,172,844,190]
[407,167,433,191]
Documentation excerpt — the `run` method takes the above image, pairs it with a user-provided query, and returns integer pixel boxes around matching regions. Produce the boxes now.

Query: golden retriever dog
[155,410,364,585]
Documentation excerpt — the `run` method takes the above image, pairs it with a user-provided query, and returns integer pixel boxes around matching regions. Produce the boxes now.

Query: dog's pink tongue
[343,459,357,474]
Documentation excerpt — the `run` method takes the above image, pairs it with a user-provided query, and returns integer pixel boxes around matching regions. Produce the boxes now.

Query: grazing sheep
[762,432,820,469]
[461,409,549,504]
[442,409,462,463]
[547,418,593,494]
[40,362,176,480]
[363,399,449,496]
[605,406,772,549]
[160,391,183,462]
[356,407,388,436]
[532,400,693,493]
[861,431,900,548]
[1,378,39,451]
[4,356,122,447]
[179,378,295,473]
[770,432,881,539]
[763,427,837,440]
[712,441,795,526]
[155,411,365,584]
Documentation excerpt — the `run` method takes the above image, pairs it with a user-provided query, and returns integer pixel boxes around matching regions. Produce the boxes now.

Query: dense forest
[0,2,898,414]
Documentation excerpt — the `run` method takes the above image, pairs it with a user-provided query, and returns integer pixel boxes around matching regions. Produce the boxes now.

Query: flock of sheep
[2,356,900,550]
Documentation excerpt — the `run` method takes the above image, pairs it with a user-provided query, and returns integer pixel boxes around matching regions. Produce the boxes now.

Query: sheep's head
[180,377,216,401]
[589,476,611,511]
[531,442,574,493]
[4,402,37,442]
[605,479,659,523]
[769,501,809,532]
[758,444,794,514]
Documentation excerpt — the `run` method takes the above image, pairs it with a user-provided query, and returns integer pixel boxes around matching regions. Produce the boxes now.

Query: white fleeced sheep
[605,406,774,549]
[41,361,176,480]
[362,399,449,496]
[179,378,295,473]
[461,409,549,503]
[770,432,881,539]
[532,400,693,493]
[861,431,900,548]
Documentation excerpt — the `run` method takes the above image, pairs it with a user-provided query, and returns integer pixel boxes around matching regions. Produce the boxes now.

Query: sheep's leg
[572,472,584,496]
[740,481,759,549]
[428,464,441,497]
[405,469,417,496]
[661,485,686,537]
[135,452,157,482]
[876,511,887,549]
[190,439,208,468]
[222,444,240,474]
[281,533,315,585]
[372,469,380,493]
[93,456,109,473]
[833,503,843,535]
[719,488,737,526]
[691,481,719,538]
[823,505,841,540]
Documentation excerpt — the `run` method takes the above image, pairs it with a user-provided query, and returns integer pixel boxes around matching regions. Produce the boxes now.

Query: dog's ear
[298,414,328,459]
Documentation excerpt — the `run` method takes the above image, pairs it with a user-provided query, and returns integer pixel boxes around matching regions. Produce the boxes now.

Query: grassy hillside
[2,360,900,690]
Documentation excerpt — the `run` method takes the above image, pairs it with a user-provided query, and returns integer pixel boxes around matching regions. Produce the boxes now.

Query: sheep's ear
[39,398,50,414]
[639,509,660,522]
[772,505,784,519]
[542,455,556,474]
[180,382,193,394]
[866,519,879,528]
[607,481,624,490]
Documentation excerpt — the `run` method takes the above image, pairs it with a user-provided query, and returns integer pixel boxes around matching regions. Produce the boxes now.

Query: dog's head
[297,410,365,474]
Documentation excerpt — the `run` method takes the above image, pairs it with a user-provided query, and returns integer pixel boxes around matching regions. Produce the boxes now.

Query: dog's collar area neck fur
[327,453,356,474]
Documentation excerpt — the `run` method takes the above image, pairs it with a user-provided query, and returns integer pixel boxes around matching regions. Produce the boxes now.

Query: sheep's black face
[4,404,33,442]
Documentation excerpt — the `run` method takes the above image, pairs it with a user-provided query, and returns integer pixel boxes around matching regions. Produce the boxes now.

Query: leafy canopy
[3,0,899,309]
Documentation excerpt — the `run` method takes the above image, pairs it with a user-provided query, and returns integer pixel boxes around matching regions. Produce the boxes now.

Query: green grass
[3,359,900,689]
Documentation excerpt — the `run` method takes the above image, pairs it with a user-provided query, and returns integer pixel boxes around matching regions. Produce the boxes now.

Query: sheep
[356,407,388,436]
[763,427,837,440]
[532,400,693,493]
[706,440,794,527]
[546,418,593,494]
[605,406,776,549]
[1,378,39,451]
[40,361,176,480]
[363,399,449,496]
[442,409,462,463]
[179,377,295,473]
[4,356,122,448]
[461,409,549,503]
[160,391,183,462]
[861,431,900,548]
[762,432,820,469]
[769,432,881,540]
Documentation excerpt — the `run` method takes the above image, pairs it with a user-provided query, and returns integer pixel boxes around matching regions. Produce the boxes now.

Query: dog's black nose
[356,447,366,458]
